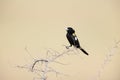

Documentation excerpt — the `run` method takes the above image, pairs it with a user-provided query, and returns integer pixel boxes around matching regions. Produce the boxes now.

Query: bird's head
[65,27,75,34]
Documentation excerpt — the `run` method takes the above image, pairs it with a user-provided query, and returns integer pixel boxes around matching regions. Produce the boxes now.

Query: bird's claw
[66,46,69,49]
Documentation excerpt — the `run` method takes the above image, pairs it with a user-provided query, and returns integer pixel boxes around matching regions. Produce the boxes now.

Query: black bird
[65,27,89,55]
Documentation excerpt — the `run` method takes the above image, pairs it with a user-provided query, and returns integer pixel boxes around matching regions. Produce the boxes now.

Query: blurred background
[0,0,120,80]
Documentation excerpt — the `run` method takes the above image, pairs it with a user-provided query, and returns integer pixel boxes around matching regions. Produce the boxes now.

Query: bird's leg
[66,45,72,49]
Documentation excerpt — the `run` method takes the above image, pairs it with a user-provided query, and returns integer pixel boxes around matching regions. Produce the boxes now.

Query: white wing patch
[75,37,78,40]
[72,33,78,41]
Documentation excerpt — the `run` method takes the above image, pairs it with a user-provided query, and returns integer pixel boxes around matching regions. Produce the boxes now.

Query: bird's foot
[66,46,69,49]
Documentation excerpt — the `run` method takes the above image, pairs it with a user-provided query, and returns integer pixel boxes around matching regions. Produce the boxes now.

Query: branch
[91,40,120,80]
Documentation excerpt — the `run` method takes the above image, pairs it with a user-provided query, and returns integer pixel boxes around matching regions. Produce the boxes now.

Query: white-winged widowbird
[65,27,89,55]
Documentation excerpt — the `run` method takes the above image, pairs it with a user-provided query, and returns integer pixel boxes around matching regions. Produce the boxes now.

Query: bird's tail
[79,47,89,55]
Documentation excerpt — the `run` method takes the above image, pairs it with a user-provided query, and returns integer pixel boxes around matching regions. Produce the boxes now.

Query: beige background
[0,0,120,80]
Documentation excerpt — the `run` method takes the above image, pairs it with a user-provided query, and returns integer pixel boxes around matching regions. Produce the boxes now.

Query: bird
[65,27,89,55]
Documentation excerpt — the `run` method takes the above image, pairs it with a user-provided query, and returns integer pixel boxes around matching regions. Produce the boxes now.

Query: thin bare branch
[91,40,120,80]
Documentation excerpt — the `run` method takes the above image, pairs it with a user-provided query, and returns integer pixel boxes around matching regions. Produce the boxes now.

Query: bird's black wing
[71,33,80,48]
[66,33,74,46]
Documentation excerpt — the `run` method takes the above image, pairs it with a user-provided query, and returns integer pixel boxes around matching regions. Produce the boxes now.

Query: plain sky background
[0,0,120,80]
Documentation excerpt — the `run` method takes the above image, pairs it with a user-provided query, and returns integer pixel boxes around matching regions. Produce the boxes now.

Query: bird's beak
[65,27,68,31]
